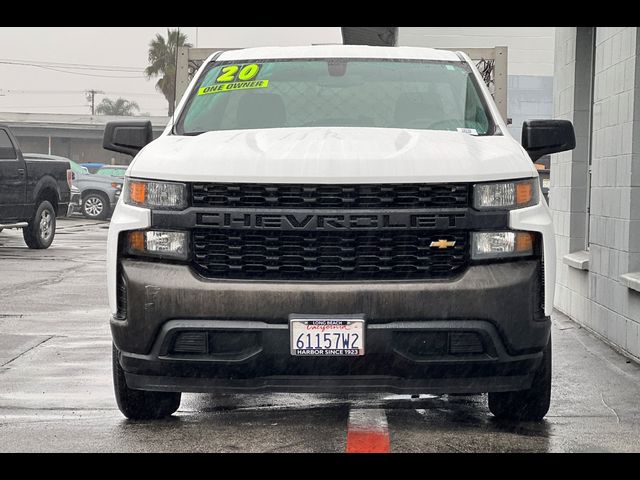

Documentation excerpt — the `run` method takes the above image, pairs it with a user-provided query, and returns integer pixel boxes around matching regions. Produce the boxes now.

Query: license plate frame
[289,314,365,356]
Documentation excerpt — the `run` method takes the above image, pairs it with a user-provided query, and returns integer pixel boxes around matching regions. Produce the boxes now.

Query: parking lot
[0,217,638,452]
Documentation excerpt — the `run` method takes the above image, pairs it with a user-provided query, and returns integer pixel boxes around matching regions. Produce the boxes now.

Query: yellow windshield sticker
[216,64,261,83]
[198,79,269,96]
[237,64,260,81]
[216,65,239,83]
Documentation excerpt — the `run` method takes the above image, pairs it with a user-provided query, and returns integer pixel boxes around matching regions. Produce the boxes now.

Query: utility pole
[85,89,104,115]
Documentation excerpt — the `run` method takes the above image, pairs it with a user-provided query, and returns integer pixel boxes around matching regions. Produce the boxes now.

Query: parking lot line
[346,408,390,453]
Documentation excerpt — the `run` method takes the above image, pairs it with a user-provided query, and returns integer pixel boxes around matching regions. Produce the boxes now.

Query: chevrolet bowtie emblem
[430,239,456,249]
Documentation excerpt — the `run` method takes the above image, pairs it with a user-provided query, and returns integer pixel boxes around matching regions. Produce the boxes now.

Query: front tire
[488,336,552,421]
[82,193,109,220]
[112,344,181,420]
[23,200,56,249]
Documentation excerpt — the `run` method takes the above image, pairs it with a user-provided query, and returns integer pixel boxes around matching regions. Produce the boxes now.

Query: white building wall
[551,27,585,318]
[552,27,640,361]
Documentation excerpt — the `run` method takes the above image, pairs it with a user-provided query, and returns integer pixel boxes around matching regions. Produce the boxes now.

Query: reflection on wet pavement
[1,219,640,452]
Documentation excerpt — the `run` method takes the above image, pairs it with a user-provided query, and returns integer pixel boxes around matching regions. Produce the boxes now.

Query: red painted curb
[346,429,390,453]
[346,409,390,453]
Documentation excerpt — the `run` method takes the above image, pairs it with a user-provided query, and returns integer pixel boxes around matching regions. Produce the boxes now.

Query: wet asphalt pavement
[1,217,640,452]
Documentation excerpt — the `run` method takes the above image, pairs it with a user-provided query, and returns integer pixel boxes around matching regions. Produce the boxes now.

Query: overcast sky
[0,27,342,116]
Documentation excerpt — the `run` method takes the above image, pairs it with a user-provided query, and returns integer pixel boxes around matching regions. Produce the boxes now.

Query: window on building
[570,27,597,251]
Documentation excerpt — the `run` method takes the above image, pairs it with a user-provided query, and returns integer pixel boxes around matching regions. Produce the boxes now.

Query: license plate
[290,316,365,356]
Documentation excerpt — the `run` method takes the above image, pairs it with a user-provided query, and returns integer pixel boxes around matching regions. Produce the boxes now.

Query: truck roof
[214,45,461,63]
[23,153,71,162]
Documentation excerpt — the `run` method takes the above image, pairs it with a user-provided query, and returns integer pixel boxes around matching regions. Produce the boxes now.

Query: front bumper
[113,259,549,394]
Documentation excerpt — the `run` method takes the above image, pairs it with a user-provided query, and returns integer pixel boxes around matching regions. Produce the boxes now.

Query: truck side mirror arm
[103,121,153,157]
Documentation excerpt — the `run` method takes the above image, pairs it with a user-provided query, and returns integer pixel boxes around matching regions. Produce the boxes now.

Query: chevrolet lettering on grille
[197,212,467,231]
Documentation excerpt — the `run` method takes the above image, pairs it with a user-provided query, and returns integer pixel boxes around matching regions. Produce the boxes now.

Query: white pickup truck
[103,45,575,421]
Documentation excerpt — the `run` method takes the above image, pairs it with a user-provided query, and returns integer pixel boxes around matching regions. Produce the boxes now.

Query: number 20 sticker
[216,64,261,83]
[199,63,267,96]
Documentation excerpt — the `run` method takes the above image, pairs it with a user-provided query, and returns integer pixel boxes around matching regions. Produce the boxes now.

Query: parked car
[80,162,105,174]
[0,125,71,248]
[69,160,90,176]
[24,154,123,220]
[96,166,127,178]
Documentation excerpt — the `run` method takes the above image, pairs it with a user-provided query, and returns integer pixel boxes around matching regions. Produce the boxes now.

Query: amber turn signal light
[515,182,533,206]
[515,231,534,253]
[128,231,145,252]
[129,181,146,204]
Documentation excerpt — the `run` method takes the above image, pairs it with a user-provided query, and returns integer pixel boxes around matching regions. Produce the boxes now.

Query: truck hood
[129,127,536,183]
[77,173,123,184]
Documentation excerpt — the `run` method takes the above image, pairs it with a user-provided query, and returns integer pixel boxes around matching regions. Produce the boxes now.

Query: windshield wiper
[179,131,208,136]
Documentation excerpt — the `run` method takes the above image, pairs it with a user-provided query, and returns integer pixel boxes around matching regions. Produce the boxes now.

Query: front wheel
[82,193,109,220]
[112,344,181,420]
[23,200,56,249]
[488,336,552,421]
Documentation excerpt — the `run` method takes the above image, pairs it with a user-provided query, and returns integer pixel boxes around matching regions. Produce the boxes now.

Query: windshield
[175,59,495,135]
[69,160,89,175]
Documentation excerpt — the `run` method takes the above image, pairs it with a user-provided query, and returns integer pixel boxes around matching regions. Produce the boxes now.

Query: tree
[95,97,140,116]
[145,28,192,116]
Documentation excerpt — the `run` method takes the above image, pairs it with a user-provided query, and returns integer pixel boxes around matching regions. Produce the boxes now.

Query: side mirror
[103,121,153,157]
[522,119,576,162]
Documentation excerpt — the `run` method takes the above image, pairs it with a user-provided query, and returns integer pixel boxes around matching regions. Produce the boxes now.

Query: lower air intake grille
[173,332,208,354]
[449,332,484,355]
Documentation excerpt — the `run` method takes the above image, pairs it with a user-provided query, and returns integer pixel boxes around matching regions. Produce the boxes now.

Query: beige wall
[398,27,555,76]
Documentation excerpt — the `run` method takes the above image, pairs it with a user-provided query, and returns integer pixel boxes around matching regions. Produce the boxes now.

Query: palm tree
[95,97,140,116]
[145,28,192,116]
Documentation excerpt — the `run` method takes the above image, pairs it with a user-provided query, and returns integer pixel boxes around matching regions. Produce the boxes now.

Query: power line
[0,104,88,108]
[0,58,144,72]
[2,89,162,97]
[2,90,81,95]
[107,91,162,97]
[0,61,145,78]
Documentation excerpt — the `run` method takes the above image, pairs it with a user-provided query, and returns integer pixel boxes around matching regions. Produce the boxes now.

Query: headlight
[123,178,187,210]
[126,230,189,260]
[473,178,538,210]
[471,231,534,260]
